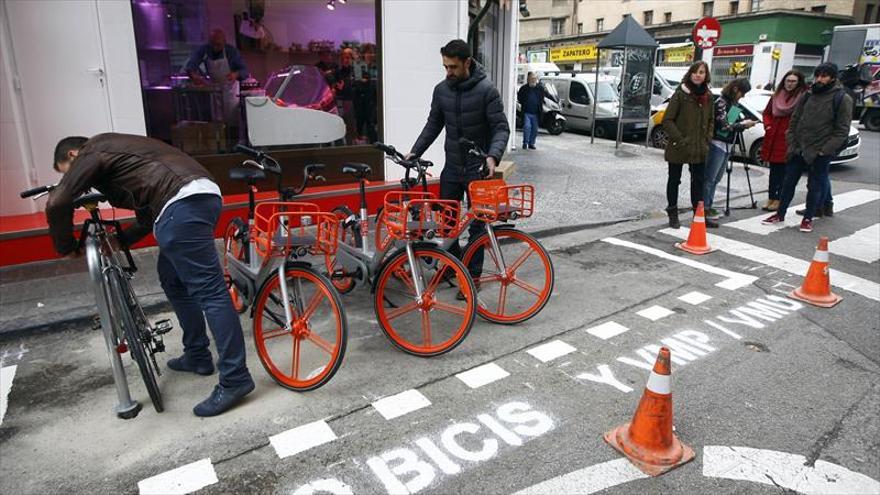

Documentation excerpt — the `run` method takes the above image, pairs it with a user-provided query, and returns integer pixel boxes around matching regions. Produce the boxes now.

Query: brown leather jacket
[46,133,214,255]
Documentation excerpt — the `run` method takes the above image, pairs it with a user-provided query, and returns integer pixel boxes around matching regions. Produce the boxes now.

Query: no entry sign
[693,17,722,49]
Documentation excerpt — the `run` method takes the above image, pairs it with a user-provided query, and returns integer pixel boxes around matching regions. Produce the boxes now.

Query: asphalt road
[832,127,880,186]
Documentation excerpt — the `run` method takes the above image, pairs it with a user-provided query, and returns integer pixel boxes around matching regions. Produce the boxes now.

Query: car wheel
[593,123,608,138]
[864,109,880,132]
[650,126,669,149]
[749,138,764,165]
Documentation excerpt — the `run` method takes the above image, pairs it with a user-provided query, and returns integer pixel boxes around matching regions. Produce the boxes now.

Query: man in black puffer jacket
[407,40,510,294]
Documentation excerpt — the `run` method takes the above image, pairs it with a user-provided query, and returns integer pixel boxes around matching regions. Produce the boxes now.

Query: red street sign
[713,44,755,57]
[693,17,722,49]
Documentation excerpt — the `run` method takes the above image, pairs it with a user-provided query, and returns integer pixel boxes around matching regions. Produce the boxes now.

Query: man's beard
[812,80,833,93]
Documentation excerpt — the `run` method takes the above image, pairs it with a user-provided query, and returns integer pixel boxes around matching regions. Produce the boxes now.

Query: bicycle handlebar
[20,184,56,199]
[458,138,491,177]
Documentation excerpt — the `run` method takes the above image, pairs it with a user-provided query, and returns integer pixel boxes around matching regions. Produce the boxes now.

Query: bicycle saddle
[73,192,107,208]
[342,162,371,177]
[229,167,267,182]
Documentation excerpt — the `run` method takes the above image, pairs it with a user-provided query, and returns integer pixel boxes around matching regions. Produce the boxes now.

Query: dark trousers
[777,153,833,220]
[154,194,251,388]
[667,162,705,210]
[768,162,786,200]
[440,175,486,277]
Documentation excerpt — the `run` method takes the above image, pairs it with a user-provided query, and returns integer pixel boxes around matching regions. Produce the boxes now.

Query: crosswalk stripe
[660,228,880,302]
[456,363,510,389]
[829,224,880,263]
[526,340,577,363]
[585,321,629,340]
[636,305,675,321]
[679,291,713,305]
[725,189,880,235]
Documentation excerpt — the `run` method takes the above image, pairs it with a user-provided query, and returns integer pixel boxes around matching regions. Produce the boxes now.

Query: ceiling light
[338,0,346,4]
[326,0,335,10]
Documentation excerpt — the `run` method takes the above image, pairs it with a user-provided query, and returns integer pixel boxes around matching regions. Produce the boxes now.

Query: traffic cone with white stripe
[675,201,715,255]
[789,236,842,308]
[604,347,694,476]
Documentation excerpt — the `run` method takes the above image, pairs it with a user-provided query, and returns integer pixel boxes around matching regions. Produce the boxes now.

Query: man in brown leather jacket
[47,133,254,417]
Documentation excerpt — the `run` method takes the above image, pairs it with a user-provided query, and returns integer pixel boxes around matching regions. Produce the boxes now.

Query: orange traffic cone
[789,236,842,308]
[604,347,694,476]
[675,201,715,255]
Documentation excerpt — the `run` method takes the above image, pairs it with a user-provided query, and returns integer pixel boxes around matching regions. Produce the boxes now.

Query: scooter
[516,95,566,135]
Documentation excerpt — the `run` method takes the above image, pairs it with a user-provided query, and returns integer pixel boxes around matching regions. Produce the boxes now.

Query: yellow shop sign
[550,44,598,63]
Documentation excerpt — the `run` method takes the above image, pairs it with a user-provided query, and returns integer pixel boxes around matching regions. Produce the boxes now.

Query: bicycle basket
[467,179,534,222]
[252,202,339,259]
[382,191,461,242]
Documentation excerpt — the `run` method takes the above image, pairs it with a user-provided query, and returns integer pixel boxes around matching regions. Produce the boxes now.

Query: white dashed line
[0,365,17,426]
[526,340,577,363]
[270,420,338,459]
[636,305,675,321]
[678,291,713,305]
[456,363,510,389]
[138,458,218,495]
[585,321,629,340]
[371,389,432,420]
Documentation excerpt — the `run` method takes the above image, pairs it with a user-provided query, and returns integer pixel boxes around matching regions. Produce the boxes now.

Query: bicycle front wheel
[461,227,554,324]
[107,270,164,412]
[253,267,347,391]
[374,246,476,357]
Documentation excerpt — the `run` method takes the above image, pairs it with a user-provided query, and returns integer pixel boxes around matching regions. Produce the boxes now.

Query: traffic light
[729,61,748,75]
[772,48,781,60]
[519,0,530,18]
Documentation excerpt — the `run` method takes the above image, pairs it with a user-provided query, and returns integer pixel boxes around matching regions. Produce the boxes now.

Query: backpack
[799,88,848,154]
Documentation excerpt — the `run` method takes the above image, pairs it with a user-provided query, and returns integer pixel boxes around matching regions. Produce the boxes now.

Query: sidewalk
[0,131,768,339]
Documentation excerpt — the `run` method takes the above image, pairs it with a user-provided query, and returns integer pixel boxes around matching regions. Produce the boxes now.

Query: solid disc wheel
[253,268,347,391]
[461,227,554,325]
[325,206,359,294]
[222,219,248,313]
[374,246,475,357]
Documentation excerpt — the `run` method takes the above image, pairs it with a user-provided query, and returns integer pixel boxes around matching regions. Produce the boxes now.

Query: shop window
[131,0,380,156]
[729,1,739,14]
[664,12,672,23]
[577,23,583,34]
[702,1,714,17]
[551,18,566,36]
[643,10,653,25]
[749,0,762,12]
[596,18,604,31]
[710,56,751,87]
[811,5,826,13]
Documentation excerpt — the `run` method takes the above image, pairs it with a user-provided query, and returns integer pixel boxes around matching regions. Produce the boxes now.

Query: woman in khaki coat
[661,61,714,228]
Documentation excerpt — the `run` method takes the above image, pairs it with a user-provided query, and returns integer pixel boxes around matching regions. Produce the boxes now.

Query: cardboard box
[171,121,226,155]
[493,160,515,180]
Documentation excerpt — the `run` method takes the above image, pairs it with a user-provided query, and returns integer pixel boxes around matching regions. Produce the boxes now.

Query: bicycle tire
[461,227,554,325]
[222,217,249,313]
[253,266,347,391]
[107,269,164,412]
[325,206,359,294]
[374,246,475,357]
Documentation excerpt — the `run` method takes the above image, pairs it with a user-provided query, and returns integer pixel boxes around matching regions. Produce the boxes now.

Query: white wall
[751,42,797,89]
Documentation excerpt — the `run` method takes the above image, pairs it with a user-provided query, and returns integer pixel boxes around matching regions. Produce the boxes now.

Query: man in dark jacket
[763,63,853,233]
[407,39,510,292]
[517,72,555,149]
[47,133,254,417]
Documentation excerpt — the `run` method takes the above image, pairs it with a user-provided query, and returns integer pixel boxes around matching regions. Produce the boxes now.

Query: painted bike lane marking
[137,458,218,495]
[829,223,880,264]
[660,228,880,302]
[270,420,338,459]
[372,389,432,421]
[0,365,17,426]
[725,189,880,235]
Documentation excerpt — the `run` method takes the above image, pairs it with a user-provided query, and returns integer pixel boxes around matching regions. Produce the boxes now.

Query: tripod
[724,130,758,216]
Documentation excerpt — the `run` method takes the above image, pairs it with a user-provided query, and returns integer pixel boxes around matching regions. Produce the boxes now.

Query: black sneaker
[168,355,214,376]
[823,203,834,217]
[795,208,823,218]
[528,144,536,150]
[193,381,255,417]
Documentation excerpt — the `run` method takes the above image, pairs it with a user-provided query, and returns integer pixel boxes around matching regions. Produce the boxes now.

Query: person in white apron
[185,30,248,125]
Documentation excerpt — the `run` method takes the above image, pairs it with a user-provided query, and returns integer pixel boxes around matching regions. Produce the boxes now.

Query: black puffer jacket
[411,63,510,180]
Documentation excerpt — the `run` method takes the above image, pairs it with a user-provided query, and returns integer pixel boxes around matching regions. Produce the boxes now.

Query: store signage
[664,45,695,63]
[528,51,548,63]
[713,44,754,57]
[693,17,722,49]
[550,44,598,63]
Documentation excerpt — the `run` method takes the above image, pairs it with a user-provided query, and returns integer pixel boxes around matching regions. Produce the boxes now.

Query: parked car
[648,89,861,165]
[542,73,647,139]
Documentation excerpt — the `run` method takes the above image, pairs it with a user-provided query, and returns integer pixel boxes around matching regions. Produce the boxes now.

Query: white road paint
[585,321,629,340]
[270,420,337,459]
[455,362,510,389]
[660,228,880,302]
[829,224,880,263]
[512,457,649,494]
[292,478,353,495]
[0,365,17,426]
[602,237,757,290]
[725,189,880,235]
[137,458,218,495]
[372,389,432,420]
[636,305,675,321]
[577,365,634,393]
[679,291,713,305]
[703,445,880,494]
[526,340,577,363]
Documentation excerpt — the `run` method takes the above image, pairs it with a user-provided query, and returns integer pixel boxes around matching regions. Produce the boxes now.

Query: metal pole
[590,49,600,144]
[616,47,627,149]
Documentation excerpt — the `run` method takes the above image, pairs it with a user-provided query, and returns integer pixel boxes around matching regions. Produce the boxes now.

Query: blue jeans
[703,144,729,210]
[522,113,539,146]
[777,153,833,220]
[154,194,252,388]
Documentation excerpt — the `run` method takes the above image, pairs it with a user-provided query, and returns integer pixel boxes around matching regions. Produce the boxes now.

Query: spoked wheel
[374,246,476,357]
[253,267,347,391]
[461,227,554,325]
[222,218,248,313]
[325,206,360,294]
[107,270,164,412]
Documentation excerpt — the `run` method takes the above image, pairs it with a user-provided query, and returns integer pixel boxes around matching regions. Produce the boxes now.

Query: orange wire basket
[381,191,461,244]
[252,202,339,259]
[467,179,535,222]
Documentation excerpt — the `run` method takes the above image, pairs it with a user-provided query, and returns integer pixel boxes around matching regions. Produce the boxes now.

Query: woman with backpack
[661,61,714,228]
[760,70,807,212]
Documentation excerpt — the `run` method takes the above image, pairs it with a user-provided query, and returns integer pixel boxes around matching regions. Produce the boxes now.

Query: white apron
[206,48,239,123]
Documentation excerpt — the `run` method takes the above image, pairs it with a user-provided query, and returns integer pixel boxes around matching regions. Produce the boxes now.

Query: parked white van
[541,73,647,139]
[517,62,561,86]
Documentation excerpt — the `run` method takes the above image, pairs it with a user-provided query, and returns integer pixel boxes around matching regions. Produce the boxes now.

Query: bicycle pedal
[153,319,173,335]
